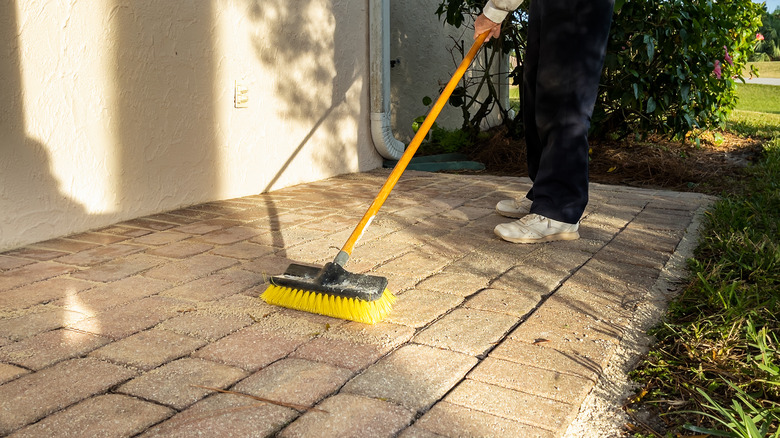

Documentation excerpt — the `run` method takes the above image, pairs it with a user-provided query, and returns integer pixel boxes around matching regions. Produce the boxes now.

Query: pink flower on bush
[723,46,733,66]
[713,60,722,79]
[757,33,765,41]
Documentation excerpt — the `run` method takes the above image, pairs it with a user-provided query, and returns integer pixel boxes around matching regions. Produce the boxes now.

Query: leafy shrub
[435,0,763,141]
[752,7,780,61]
[596,0,764,140]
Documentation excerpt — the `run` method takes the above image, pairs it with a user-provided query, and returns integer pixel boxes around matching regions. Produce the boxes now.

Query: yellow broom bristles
[260,285,396,324]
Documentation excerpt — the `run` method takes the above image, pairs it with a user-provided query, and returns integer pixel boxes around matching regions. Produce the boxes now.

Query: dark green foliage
[597,0,764,139]
[417,125,473,156]
[753,7,780,62]
[435,0,763,141]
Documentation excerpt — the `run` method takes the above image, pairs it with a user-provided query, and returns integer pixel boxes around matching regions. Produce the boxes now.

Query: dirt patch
[464,126,766,195]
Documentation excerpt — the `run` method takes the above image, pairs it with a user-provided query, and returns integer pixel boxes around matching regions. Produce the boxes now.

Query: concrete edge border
[562,200,715,437]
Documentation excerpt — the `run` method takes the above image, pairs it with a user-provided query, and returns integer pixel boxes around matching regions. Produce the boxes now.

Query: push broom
[261,32,490,324]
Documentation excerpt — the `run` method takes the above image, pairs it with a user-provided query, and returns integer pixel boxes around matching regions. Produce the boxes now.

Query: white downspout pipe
[369,0,405,160]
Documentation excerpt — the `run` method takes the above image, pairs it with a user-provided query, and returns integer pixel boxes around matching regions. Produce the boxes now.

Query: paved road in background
[742,77,780,86]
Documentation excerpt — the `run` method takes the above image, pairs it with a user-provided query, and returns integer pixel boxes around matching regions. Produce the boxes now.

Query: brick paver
[69,253,165,282]
[68,296,187,339]
[0,262,76,292]
[142,254,238,283]
[117,357,247,409]
[192,324,313,372]
[0,328,109,370]
[0,358,136,435]
[1,248,68,263]
[412,401,555,438]
[0,171,712,437]
[343,344,478,412]
[467,357,593,404]
[0,277,95,309]
[0,307,90,341]
[386,289,463,328]
[159,269,262,302]
[155,310,254,341]
[279,393,415,438]
[55,244,145,267]
[413,308,518,356]
[0,363,27,385]
[234,358,353,408]
[27,238,100,253]
[145,240,214,259]
[9,394,173,438]
[52,276,171,314]
[89,329,206,371]
[139,393,296,437]
[445,379,576,434]
[464,287,540,317]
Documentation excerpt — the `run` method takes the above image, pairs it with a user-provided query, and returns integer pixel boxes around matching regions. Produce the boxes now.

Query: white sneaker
[495,199,530,218]
[494,213,580,243]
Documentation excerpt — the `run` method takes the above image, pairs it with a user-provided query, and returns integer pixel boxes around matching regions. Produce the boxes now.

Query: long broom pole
[333,32,489,267]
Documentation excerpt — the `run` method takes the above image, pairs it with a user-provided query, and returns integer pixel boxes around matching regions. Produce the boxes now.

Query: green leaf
[643,34,655,62]
[682,424,734,437]
[448,86,466,107]
[412,116,425,133]
[646,97,656,113]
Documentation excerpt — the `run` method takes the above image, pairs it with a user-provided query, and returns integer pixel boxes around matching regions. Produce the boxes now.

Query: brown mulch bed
[464,126,766,195]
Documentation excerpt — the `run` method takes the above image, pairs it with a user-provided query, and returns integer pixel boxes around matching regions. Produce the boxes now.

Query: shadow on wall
[239,0,373,252]
[0,1,88,249]
[109,1,222,210]
[241,0,371,193]
[2,0,375,251]
[1,1,223,250]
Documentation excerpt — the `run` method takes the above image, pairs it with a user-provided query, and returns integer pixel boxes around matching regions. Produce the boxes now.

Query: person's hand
[474,13,501,42]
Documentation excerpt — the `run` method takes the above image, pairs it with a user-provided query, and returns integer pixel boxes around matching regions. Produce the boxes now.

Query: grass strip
[734,84,780,115]
[745,62,780,79]
[628,138,780,437]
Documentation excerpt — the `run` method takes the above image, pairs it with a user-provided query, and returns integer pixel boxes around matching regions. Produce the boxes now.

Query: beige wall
[1,0,382,251]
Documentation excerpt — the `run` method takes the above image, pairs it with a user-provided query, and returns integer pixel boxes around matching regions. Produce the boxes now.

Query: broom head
[261,262,395,324]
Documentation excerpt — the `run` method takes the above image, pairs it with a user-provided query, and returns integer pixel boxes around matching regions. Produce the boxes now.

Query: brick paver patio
[0,170,714,437]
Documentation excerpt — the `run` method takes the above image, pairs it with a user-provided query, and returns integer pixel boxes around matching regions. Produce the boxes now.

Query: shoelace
[517,213,546,225]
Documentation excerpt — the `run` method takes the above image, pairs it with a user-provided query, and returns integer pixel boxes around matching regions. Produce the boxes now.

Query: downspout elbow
[369,0,405,160]
[370,112,405,159]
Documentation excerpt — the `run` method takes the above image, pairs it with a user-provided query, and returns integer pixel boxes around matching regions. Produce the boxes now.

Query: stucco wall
[0,0,381,251]
[389,0,507,142]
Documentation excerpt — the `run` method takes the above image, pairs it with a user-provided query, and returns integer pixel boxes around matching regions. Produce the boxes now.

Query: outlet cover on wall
[234,80,249,108]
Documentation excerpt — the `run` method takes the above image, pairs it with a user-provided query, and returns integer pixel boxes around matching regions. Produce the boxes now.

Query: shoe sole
[494,229,580,244]
[495,206,528,219]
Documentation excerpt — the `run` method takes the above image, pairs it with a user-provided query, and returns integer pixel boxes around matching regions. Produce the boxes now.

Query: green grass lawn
[735,83,780,114]
[730,83,780,137]
[745,61,780,78]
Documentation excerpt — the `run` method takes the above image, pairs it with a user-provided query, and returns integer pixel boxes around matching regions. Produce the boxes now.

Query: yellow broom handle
[334,32,489,266]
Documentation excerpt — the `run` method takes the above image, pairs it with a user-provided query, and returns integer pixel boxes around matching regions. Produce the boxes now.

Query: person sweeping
[474,0,614,243]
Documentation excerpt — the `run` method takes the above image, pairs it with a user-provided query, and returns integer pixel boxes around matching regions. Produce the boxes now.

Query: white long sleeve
[483,0,525,23]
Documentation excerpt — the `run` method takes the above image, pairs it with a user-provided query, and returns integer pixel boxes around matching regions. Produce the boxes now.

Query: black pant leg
[523,0,542,187]
[523,0,614,224]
